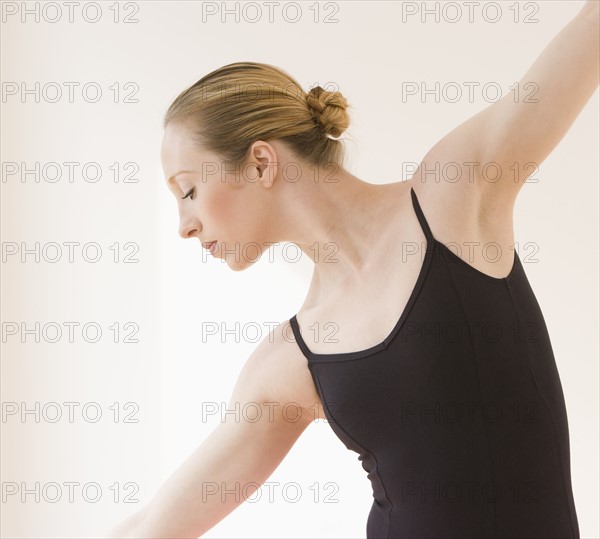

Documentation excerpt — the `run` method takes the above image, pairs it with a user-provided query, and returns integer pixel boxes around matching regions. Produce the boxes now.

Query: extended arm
[479,0,599,200]
[102,322,318,538]
[424,1,599,207]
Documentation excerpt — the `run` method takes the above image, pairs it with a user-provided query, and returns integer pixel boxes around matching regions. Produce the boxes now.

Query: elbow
[106,503,205,539]
[582,1,600,20]
[103,507,148,538]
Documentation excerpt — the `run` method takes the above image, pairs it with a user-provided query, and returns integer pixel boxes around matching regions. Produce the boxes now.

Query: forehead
[161,123,213,182]
[161,123,196,168]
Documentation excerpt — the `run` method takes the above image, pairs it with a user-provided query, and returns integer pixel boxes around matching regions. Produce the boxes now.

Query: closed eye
[181,188,195,200]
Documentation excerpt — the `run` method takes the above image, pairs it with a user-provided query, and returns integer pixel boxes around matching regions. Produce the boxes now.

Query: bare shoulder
[407,144,519,278]
[410,144,517,244]
[234,319,326,424]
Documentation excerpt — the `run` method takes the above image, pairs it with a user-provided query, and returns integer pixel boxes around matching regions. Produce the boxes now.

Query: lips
[202,241,217,250]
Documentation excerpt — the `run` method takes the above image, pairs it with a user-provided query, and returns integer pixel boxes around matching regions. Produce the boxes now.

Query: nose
[177,204,202,239]
[179,220,200,239]
[180,228,199,239]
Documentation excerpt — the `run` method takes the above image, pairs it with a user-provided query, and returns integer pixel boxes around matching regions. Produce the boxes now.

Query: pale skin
[104,2,598,537]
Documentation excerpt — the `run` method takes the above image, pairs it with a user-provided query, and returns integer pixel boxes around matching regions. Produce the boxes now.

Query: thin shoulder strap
[410,187,434,243]
[289,315,313,359]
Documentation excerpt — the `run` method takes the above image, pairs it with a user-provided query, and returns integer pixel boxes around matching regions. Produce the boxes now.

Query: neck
[266,166,402,286]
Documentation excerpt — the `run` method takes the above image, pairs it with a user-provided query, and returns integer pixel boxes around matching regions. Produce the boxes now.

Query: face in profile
[160,122,274,271]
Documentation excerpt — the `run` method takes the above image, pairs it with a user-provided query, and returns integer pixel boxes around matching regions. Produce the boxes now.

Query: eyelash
[181,188,195,200]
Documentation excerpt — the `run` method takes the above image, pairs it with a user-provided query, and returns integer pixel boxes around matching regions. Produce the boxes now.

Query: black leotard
[289,186,579,539]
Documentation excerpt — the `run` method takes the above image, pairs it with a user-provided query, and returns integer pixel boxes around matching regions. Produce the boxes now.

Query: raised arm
[479,0,599,201]
[103,320,322,538]
[422,1,599,208]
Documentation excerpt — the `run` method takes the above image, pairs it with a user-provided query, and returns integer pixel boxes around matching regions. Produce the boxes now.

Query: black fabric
[289,187,579,539]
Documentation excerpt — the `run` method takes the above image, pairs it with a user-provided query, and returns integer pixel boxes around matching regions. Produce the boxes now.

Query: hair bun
[306,85,350,138]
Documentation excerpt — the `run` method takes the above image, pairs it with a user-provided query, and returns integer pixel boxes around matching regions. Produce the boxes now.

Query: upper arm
[424,3,598,211]
[478,3,598,202]
[128,321,320,538]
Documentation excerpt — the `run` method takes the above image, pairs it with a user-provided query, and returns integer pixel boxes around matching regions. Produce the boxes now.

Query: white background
[1,1,598,538]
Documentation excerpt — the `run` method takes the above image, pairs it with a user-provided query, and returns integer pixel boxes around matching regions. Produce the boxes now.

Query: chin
[218,240,264,271]
[224,252,261,272]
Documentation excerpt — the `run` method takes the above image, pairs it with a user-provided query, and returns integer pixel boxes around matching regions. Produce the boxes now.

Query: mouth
[201,240,217,249]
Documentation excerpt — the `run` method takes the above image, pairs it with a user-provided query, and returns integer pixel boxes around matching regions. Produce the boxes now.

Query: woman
[106,2,598,537]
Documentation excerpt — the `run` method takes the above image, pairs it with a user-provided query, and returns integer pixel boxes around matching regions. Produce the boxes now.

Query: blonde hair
[163,61,351,170]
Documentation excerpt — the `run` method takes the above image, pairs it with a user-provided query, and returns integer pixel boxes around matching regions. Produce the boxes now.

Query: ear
[250,140,278,186]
